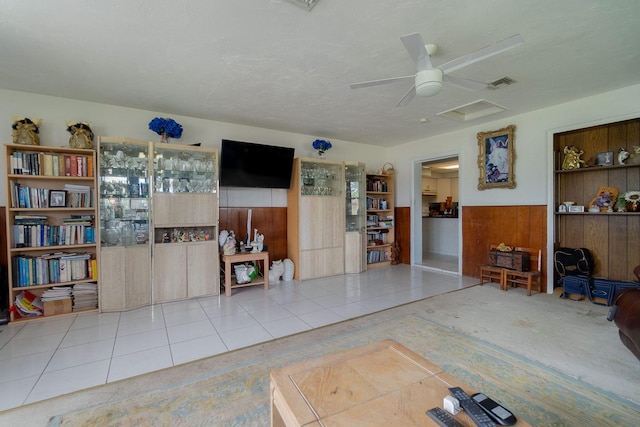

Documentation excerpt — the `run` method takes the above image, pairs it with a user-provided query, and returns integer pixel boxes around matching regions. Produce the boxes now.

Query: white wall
[0,89,388,206]
[389,83,640,208]
[3,84,640,209]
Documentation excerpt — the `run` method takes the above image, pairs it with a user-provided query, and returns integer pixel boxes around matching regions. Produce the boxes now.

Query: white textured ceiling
[1,0,639,147]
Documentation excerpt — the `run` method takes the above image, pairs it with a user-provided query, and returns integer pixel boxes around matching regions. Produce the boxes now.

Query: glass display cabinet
[151,142,220,302]
[98,137,151,311]
[287,158,345,280]
[98,138,150,248]
[345,162,367,273]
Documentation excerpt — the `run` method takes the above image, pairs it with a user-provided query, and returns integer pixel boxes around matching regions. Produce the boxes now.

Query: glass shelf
[153,143,217,193]
[98,139,150,247]
[300,160,343,196]
[345,162,365,231]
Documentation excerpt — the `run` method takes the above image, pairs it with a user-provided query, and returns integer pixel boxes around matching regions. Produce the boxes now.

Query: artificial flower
[623,191,640,202]
[312,139,332,154]
[148,117,183,139]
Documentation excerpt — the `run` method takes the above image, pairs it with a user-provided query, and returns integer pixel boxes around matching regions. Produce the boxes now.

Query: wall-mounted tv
[220,139,295,189]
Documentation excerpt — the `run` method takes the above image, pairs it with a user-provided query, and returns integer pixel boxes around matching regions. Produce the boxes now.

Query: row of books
[9,151,94,177]
[367,249,389,264]
[366,196,389,210]
[14,224,96,248]
[9,182,93,208]
[14,283,98,318]
[11,252,97,288]
[367,229,390,245]
[366,179,389,192]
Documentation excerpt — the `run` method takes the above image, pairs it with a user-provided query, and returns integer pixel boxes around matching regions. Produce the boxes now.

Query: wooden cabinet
[287,158,345,280]
[4,143,99,322]
[151,142,219,302]
[554,118,640,282]
[422,177,437,195]
[366,173,395,267]
[97,138,219,308]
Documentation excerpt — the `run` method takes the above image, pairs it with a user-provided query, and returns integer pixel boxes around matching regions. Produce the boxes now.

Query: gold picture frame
[477,125,516,190]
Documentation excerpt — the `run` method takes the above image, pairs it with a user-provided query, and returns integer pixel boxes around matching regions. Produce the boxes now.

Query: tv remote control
[472,393,517,426]
[448,387,496,427]
[426,407,465,427]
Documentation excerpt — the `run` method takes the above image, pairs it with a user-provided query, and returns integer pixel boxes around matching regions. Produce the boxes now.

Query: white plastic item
[283,259,294,281]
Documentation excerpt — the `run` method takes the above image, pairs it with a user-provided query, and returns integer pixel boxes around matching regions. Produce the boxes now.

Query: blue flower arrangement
[312,139,332,155]
[148,117,183,139]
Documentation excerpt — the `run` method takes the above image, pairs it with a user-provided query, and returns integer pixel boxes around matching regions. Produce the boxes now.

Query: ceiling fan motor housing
[415,69,443,97]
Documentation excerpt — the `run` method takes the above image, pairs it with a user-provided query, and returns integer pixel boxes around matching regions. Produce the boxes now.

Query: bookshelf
[4,143,99,322]
[366,172,395,268]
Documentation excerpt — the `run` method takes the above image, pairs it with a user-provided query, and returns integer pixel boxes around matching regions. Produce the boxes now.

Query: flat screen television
[220,139,295,189]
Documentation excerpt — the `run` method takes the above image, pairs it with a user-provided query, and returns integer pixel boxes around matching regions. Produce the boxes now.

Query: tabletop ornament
[66,121,94,149]
[12,116,41,145]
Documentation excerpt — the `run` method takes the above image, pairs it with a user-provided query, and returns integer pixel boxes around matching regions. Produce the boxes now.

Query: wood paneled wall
[395,207,411,265]
[395,205,547,291]
[219,207,288,262]
[462,205,547,291]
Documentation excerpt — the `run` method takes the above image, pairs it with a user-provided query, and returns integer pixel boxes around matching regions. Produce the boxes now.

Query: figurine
[618,147,630,165]
[562,145,585,170]
[223,235,236,255]
[12,117,41,145]
[66,121,94,149]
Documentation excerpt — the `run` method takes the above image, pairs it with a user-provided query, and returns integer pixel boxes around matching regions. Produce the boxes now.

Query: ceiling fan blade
[350,75,415,89]
[443,75,487,91]
[396,85,416,108]
[439,34,524,75]
[401,33,432,71]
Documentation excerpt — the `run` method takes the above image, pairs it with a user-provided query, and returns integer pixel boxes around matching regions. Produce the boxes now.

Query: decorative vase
[317,150,325,159]
[283,258,294,281]
[160,132,170,144]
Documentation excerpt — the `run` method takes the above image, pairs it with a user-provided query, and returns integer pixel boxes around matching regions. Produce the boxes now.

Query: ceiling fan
[350,33,524,107]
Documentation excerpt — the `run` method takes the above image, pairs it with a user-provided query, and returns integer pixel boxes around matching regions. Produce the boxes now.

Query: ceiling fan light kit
[415,69,443,97]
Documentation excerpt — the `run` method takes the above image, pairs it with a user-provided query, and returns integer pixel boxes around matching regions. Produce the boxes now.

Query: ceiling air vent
[437,99,508,122]
[488,76,516,90]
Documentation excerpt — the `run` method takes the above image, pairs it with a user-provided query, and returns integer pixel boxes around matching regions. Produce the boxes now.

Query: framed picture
[568,205,585,213]
[477,125,516,190]
[596,151,614,166]
[49,190,66,207]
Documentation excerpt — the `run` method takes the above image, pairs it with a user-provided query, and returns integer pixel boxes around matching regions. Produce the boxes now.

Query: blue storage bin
[560,275,590,301]
[591,279,640,306]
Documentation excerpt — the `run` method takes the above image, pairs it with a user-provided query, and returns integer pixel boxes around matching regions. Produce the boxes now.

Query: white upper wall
[389,84,640,207]
[2,85,640,208]
[0,89,387,206]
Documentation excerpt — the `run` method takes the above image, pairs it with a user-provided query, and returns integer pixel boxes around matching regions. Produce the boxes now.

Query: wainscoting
[395,205,547,291]
[219,207,288,262]
[462,205,547,291]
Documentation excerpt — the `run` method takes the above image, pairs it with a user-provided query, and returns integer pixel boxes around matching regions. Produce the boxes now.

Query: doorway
[411,154,461,274]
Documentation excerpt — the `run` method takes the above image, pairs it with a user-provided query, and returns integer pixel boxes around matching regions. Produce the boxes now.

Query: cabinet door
[300,247,344,280]
[125,245,151,308]
[299,197,345,251]
[100,247,126,311]
[154,193,217,226]
[153,244,187,302]
[187,242,219,297]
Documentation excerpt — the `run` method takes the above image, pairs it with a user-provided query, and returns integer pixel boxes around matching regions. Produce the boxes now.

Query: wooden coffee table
[270,339,531,426]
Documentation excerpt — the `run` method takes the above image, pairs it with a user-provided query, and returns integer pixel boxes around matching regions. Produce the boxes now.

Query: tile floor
[419,251,459,273]
[0,265,477,412]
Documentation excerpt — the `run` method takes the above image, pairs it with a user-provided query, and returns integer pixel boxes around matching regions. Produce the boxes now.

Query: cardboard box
[43,299,72,316]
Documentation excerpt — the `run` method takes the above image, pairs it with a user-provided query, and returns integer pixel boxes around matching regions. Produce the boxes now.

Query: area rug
[46,310,639,426]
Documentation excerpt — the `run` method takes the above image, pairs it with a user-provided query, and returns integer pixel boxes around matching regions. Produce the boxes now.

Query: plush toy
[12,116,41,145]
[66,121,94,149]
